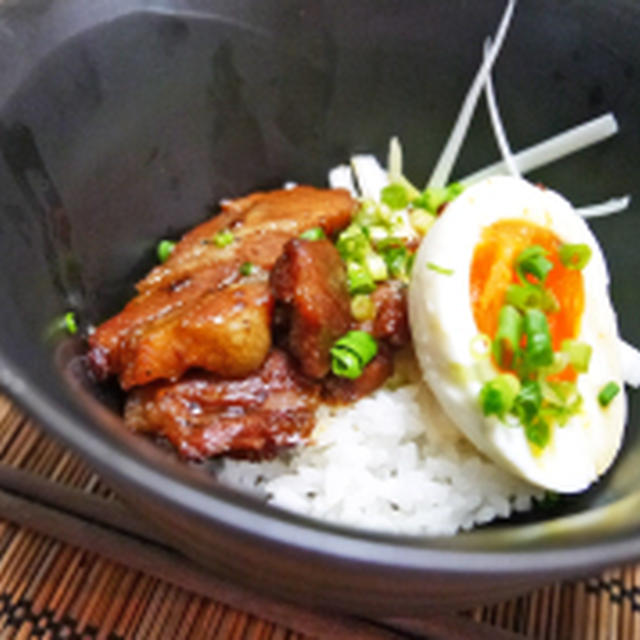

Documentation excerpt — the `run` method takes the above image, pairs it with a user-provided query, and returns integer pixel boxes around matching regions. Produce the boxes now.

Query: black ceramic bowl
[1,0,640,615]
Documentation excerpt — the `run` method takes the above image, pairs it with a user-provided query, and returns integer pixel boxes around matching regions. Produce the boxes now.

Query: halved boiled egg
[408,176,626,492]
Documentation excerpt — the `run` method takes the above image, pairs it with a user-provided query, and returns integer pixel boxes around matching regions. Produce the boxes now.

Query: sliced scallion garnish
[513,380,543,425]
[558,243,592,270]
[426,262,454,276]
[213,229,234,248]
[413,183,464,214]
[239,262,255,276]
[347,261,376,295]
[380,184,409,210]
[300,226,326,241]
[330,330,378,379]
[409,208,436,235]
[598,381,620,407]
[524,416,551,449]
[479,373,520,419]
[156,239,176,263]
[522,308,553,369]
[515,245,553,286]
[492,304,522,368]
[383,246,410,279]
[64,311,78,335]
[350,294,375,321]
[561,339,592,373]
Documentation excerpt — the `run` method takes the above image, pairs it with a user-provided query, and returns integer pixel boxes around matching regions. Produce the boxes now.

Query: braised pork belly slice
[124,350,320,460]
[360,280,410,347]
[88,186,355,388]
[271,238,351,379]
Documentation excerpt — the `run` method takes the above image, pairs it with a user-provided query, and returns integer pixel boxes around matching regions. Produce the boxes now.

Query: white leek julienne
[350,154,389,200]
[427,0,517,190]
[576,195,631,219]
[483,38,520,178]
[461,113,619,186]
[328,164,357,196]
[387,137,421,199]
[619,339,640,388]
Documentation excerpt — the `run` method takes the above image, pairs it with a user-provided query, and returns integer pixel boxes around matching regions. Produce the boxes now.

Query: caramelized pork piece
[323,343,394,404]
[271,238,351,378]
[354,281,410,347]
[370,281,410,347]
[124,350,320,460]
[88,187,355,388]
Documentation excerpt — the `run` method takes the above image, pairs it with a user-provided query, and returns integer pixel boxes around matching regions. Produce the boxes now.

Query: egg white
[408,176,626,492]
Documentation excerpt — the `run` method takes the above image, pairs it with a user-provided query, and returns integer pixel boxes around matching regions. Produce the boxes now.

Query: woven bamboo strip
[188,600,223,640]
[30,543,76,614]
[3,426,39,468]
[136,580,172,638]
[75,559,118,632]
[113,573,156,638]
[0,409,27,458]
[525,587,540,637]
[598,569,612,640]
[96,566,137,640]
[7,533,51,606]
[48,549,89,621]
[622,566,634,640]
[610,568,623,640]
[84,563,125,633]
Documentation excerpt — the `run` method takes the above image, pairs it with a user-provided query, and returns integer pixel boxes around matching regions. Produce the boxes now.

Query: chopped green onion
[413,183,464,213]
[492,305,522,368]
[347,261,376,294]
[383,246,410,279]
[504,284,558,314]
[598,381,620,407]
[505,284,543,311]
[330,348,361,379]
[523,308,553,369]
[239,262,255,276]
[156,239,176,263]
[525,416,551,449]
[365,252,389,281]
[515,245,553,286]
[479,373,521,419]
[559,243,592,270]
[540,380,582,426]
[367,225,390,244]
[381,184,410,210]
[513,380,543,425]
[350,294,375,321]
[330,330,378,379]
[300,226,326,241]
[426,262,454,276]
[336,224,370,261]
[213,229,234,248]
[409,208,436,235]
[561,339,592,373]
[354,200,382,227]
[64,311,78,335]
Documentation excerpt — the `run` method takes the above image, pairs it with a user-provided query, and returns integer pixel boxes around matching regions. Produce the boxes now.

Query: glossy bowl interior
[1,0,640,614]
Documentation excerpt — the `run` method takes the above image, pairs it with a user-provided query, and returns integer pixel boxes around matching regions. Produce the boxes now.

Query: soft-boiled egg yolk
[470,219,584,381]
[408,176,626,492]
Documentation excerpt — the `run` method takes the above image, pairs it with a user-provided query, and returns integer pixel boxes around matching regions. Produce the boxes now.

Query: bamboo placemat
[0,393,637,639]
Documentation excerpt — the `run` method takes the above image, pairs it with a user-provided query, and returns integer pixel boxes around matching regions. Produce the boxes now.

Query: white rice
[219,369,542,536]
